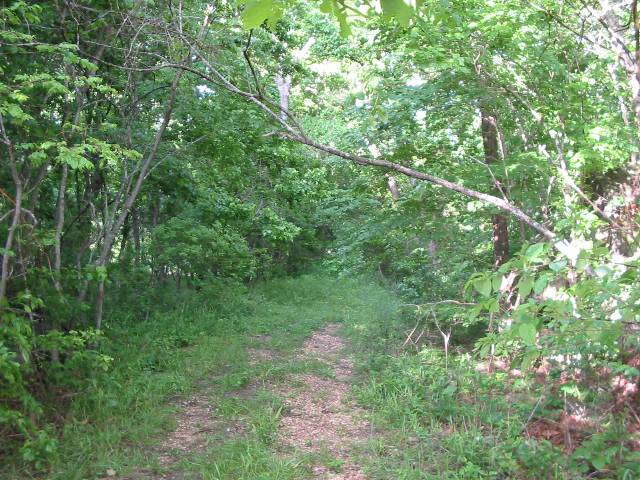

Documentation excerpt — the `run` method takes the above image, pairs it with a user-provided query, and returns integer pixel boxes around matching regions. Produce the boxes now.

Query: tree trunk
[386,174,400,201]
[275,73,292,120]
[480,110,510,266]
[132,208,141,265]
[118,212,130,263]
[0,116,22,303]
[95,278,105,332]
[93,68,183,331]
[151,198,160,228]
[428,239,438,266]
[91,6,214,331]
[0,179,22,303]
[53,163,68,292]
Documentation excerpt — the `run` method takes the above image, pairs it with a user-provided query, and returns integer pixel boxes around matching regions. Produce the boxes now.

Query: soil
[276,324,371,479]
[124,323,370,479]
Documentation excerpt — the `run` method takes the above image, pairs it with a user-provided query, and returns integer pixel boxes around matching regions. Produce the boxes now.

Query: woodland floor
[123,323,373,480]
[9,277,622,479]
[274,324,370,479]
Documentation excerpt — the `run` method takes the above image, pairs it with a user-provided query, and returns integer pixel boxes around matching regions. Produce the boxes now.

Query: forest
[1,0,640,478]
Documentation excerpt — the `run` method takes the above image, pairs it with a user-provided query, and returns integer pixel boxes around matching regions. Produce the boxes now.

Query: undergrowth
[4,273,637,479]
[344,304,640,479]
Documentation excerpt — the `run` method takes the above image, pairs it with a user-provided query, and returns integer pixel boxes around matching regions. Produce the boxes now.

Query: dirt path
[128,324,369,479]
[275,324,370,479]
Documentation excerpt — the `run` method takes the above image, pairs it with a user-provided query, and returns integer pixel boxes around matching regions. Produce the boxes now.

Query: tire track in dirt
[118,392,247,480]
[119,325,369,479]
[275,323,370,479]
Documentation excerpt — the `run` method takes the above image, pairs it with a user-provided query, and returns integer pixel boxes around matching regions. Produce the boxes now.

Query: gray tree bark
[480,110,510,266]
[386,174,400,201]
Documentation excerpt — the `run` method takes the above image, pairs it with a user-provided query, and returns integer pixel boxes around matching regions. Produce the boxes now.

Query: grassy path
[118,277,398,480]
[32,275,399,480]
[270,323,369,479]
[5,275,544,479]
[138,323,372,480]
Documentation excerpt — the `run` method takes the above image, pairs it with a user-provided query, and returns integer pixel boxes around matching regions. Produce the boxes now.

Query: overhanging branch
[105,23,558,241]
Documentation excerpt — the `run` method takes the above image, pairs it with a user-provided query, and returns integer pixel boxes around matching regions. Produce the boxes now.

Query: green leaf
[517,274,534,297]
[266,5,283,28]
[10,91,28,102]
[484,297,499,313]
[520,350,539,369]
[240,0,273,29]
[468,304,483,320]
[28,151,47,164]
[518,323,537,345]
[524,242,546,262]
[559,383,581,399]
[319,0,333,14]
[0,247,16,258]
[549,259,566,272]
[512,303,535,323]
[5,103,31,122]
[473,277,492,297]
[336,10,351,37]
[95,266,108,281]
[594,265,611,278]
[443,381,457,396]
[35,44,55,53]
[533,274,549,295]
[575,257,589,272]
[381,0,413,27]
[591,456,607,471]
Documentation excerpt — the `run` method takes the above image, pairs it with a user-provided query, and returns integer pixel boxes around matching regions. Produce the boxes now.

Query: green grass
[1,274,401,479]
[7,273,604,479]
[339,298,599,479]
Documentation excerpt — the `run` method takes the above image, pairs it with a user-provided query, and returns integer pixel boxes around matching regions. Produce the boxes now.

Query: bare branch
[243,30,264,98]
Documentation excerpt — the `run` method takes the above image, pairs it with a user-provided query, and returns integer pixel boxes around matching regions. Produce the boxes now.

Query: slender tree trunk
[481,110,510,266]
[118,212,130,263]
[94,68,183,331]
[428,239,438,266]
[0,179,22,304]
[53,163,68,292]
[275,73,292,120]
[27,162,50,214]
[386,174,400,201]
[95,278,105,332]
[0,116,22,304]
[132,208,141,265]
[629,1,640,128]
[151,198,160,228]
[90,0,216,329]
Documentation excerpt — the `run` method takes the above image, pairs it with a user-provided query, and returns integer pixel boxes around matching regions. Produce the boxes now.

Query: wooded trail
[4,1,640,477]
[123,320,375,479]
[102,284,382,480]
[274,324,369,479]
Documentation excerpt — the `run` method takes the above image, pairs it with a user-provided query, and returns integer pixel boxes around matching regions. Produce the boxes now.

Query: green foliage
[0,274,399,478]
[151,217,255,279]
[0,302,114,469]
[348,326,525,477]
[471,240,638,371]
[2,0,640,477]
